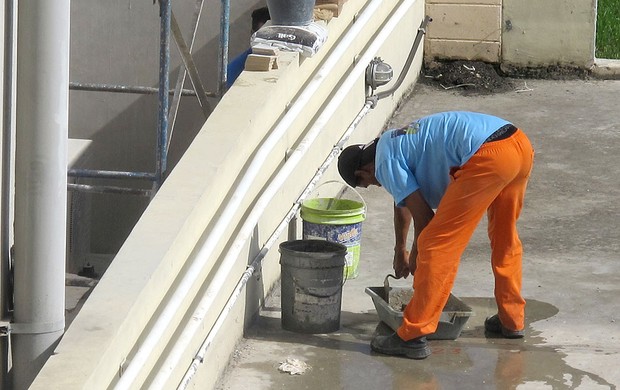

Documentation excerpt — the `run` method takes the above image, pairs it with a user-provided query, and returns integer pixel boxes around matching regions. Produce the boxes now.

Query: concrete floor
[216,79,620,389]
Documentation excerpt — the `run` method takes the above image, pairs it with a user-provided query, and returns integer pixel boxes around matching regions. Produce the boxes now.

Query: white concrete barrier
[31,0,426,388]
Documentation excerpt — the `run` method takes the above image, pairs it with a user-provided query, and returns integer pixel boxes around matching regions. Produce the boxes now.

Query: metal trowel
[383,274,398,304]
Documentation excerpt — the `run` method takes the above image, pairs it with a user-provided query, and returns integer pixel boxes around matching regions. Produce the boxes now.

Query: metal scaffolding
[67,0,231,196]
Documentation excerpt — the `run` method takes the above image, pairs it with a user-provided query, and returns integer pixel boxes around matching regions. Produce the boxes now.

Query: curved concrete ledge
[592,59,620,79]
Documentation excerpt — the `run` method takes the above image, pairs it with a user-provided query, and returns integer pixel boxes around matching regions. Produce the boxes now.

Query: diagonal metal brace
[170,11,211,118]
[167,0,206,153]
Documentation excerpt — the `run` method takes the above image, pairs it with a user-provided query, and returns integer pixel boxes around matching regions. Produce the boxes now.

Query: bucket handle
[309,180,367,211]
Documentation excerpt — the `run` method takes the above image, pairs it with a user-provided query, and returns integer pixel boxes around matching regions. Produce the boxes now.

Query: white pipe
[12,0,70,389]
[151,0,419,386]
[115,1,391,387]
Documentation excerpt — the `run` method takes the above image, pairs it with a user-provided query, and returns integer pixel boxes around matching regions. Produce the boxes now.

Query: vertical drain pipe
[12,0,70,388]
[1,0,16,386]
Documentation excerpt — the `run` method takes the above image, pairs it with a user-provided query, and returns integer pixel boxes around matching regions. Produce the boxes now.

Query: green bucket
[301,198,366,279]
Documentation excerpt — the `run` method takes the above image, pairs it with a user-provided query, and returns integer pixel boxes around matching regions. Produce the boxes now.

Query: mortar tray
[365,286,473,340]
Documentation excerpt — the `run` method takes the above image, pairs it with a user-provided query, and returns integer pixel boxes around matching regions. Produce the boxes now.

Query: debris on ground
[420,60,593,95]
[278,357,311,375]
[421,60,515,95]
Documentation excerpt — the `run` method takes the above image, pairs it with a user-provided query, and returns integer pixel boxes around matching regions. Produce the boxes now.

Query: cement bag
[251,22,328,58]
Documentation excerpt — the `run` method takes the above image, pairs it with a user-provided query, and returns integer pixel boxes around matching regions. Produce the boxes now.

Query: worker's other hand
[393,246,410,278]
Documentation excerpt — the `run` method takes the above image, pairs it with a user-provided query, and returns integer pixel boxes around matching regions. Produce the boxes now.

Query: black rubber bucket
[279,239,347,333]
[266,0,316,26]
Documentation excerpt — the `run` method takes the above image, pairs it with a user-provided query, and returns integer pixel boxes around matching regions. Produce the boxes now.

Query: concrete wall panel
[425,1,501,62]
[427,0,500,4]
[502,0,596,67]
[423,0,597,67]
[425,39,500,62]
[426,4,501,41]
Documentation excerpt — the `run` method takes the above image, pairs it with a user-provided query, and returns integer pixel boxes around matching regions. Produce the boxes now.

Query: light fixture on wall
[365,57,393,92]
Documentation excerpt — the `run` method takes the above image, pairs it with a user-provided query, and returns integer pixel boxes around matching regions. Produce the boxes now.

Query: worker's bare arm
[402,190,435,274]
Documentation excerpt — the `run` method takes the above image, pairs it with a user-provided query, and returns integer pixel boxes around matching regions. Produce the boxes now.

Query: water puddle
[219,298,617,389]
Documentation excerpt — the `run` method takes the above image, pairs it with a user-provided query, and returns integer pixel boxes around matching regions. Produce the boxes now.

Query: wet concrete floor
[216,79,620,389]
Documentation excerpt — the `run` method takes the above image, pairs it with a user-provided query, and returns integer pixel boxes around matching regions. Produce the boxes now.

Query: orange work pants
[397,129,534,340]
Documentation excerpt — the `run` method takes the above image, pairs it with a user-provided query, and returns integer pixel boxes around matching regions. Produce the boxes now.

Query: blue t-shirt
[227,48,252,88]
[375,111,511,208]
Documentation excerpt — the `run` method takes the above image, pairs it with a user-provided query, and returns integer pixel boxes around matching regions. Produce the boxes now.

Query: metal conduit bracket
[0,322,10,336]
[9,320,65,335]
[365,95,378,109]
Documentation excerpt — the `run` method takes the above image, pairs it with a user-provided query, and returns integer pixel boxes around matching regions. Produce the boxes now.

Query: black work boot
[370,332,431,359]
[484,314,525,339]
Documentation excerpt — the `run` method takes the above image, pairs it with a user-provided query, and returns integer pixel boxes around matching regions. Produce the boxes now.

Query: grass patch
[596,0,620,59]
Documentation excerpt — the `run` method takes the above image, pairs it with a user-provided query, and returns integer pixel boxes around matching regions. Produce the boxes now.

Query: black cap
[337,138,378,187]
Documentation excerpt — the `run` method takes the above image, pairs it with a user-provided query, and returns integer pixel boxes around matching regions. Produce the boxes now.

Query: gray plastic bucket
[266,0,316,26]
[279,239,347,334]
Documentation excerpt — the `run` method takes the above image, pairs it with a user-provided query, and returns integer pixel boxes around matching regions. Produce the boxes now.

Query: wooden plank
[245,54,278,71]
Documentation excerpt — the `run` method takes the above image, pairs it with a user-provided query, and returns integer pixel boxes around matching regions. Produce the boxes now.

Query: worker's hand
[393,246,410,279]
